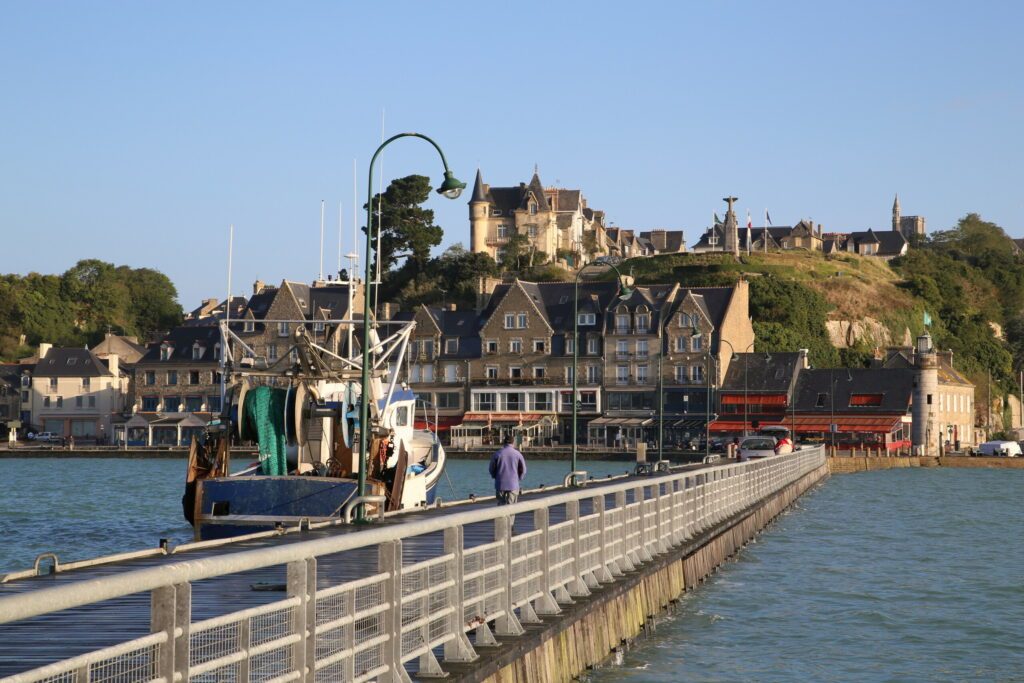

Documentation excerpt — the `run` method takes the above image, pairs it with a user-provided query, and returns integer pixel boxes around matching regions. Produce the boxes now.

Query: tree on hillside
[119,266,183,336]
[363,175,443,274]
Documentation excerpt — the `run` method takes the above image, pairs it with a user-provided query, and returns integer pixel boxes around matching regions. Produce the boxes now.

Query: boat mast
[220,223,234,408]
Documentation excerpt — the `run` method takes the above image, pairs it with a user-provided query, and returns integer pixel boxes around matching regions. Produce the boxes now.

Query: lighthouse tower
[912,331,939,456]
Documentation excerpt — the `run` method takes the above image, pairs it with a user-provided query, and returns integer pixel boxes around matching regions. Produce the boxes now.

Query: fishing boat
[183,313,446,540]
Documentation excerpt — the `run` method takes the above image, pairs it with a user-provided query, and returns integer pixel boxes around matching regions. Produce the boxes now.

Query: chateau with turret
[468,168,608,265]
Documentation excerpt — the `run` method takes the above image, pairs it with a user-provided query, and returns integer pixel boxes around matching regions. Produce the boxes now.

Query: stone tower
[912,331,939,456]
[469,169,489,254]
[892,194,901,233]
[723,196,740,256]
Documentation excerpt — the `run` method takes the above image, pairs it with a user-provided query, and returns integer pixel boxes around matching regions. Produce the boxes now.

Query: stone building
[126,326,223,446]
[893,194,926,242]
[822,229,908,260]
[30,344,126,442]
[468,168,608,266]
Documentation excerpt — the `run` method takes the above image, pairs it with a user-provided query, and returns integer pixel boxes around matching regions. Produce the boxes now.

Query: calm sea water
[0,457,634,573]
[585,468,1024,683]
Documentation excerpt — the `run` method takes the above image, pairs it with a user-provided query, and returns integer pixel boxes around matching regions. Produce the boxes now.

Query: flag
[923,311,932,327]
[714,212,722,225]
[747,211,752,229]
[766,211,773,226]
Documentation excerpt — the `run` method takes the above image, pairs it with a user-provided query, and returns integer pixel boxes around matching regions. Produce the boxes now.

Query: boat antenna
[221,223,234,407]
[337,201,343,275]
[374,108,385,312]
[319,199,325,282]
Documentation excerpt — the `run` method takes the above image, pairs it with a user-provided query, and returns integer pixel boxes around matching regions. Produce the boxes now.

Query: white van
[977,440,1021,457]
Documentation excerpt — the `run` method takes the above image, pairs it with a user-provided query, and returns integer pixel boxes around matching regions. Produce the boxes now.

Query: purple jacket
[489,445,527,492]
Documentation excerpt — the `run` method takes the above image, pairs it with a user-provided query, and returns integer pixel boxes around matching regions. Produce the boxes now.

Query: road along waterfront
[585,467,1024,683]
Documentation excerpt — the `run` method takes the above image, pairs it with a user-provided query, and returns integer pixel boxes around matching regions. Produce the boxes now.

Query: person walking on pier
[490,435,527,516]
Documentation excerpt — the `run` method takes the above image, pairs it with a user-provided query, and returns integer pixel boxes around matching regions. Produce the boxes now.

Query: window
[395,406,409,427]
[21,375,29,387]
[679,313,692,328]
[636,365,649,383]
[81,377,90,390]
[267,344,279,361]
[815,393,827,408]
[505,393,523,410]
[692,336,702,352]
[497,224,509,239]
[49,378,58,391]
[445,338,458,354]
[615,313,630,332]
[578,313,596,326]
[636,312,650,332]
[145,371,156,386]
[485,339,498,354]
[43,396,51,408]
[140,396,156,411]
[444,364,458,383]
[76,396,83,408]
[566,366,575,382]
[56,396,63,408]
[88,396,95,408]
[587,365,600,383]
[189,371,201,385]
[579,391,597,410]
[476,393,497,411]
[409,340,420,359]
[491,209,503,217]
[160,345,173,360]
[531,392,552,411]
[436,392,460,409]
[485,366,499,380]
[532,339,545,353]
[587,337,599,355]
[691,365,704,382]
[244,321,255,333]
[192,345,203,360]
[278,322,289,337]
[636,340,649,358]
[165,396,182,412]
[423,342,435,360]
[510,338,522,354]
[207,395,222,412]
[616,340,629,357]
[533,367,545,379]
[21,391,28,403]
[565,337,575,354]
[185,396,203,412]
[528,225,538,238]
[290,348,299,363]
[314,321,325,333]
[421,365,434,382]
[517,313,527,328]
[529,202,538,215]
[167,371,178,386]
[616,365,629,384]
[504,313,515,329]
[509,366,523,380]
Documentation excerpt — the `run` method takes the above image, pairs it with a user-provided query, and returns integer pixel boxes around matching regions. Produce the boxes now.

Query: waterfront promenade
[0,448,826,682]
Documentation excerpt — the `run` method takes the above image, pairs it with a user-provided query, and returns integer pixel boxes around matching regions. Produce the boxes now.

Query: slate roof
[639,230,686,252]
[242,288,278,320]
[553,190,580,212]
[0,363,23,388]
[846,230,907,256]
[137,326,222,365]
[793,367,914,413]
[605,285,676,332]
[33,348,114,378]
[526,173,549,212]
[666,287,737,341]
[309,285,353,319]
[482,280,622,333]
[720,352,803,394]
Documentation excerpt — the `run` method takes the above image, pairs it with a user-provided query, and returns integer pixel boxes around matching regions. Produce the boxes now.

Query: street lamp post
[572,263,631,482]
[718,340,757,436]
[357,133,464,519]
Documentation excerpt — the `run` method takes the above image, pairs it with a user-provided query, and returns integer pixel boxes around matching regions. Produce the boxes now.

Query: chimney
[107,353,119,377]
[446,303,457,311]
[253,279,265,295]
[38,342,52,360]
[476,276,502,312]
[798,348,810,368]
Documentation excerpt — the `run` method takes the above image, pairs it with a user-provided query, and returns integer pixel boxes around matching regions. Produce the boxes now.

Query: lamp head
[437,171,466,200]
[690,326,702,339]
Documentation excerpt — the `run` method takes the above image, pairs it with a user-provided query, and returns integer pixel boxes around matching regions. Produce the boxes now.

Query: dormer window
[679,313,692,328]
[213,343,221,360]
[529,202,537,215]
[192,344,204,360]
[445,338,458,354]
[314,321,325,332]
[278,322,289,337]
[244,321,255,333]
[577,313,596,326]
[491,209,503,217]
[67,357,77,366]
[160,345,173,361]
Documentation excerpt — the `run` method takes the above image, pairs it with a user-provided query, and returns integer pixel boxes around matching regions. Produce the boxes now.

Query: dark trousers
[496,489,520,528]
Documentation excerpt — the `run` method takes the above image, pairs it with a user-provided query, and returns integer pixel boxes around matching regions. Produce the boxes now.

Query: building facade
[29,344,126,442]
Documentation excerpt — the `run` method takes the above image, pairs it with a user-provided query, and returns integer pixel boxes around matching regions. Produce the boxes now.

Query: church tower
[469,169,489,254]
[892,194,901,233]
[723,196,740,256]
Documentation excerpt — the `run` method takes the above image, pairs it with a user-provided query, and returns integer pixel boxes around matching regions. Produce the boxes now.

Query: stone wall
[828,455,1024,474]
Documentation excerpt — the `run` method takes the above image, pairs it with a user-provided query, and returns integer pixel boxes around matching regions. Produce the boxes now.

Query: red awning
[710,415,904,434]
[460,412,551,424]
[720,394,788,406]
[849,394,884,406]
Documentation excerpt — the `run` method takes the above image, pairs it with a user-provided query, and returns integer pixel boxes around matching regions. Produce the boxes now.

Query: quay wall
[454,460,830,682]
[827,455,1024,474]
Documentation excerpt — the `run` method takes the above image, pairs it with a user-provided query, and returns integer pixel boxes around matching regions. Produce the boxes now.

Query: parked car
[977,440,1021,457]
[738,436,777,461]
[33,432,61,443]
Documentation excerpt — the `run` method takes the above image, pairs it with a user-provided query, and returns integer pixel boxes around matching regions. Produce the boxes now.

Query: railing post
[566,500,590,597]
[593,494,614,583]
[637,486,654,563]
[151,582,190,683]
[532,507,561,615]
[491,518,525,636]
[287,558,315,681]
[443,526,481,660]
[377,540,406,681]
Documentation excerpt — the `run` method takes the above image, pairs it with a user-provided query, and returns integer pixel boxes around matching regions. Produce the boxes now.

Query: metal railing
[0,447,825,683]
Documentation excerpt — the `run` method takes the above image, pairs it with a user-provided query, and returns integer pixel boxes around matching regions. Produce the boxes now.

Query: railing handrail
[0,446,825,628]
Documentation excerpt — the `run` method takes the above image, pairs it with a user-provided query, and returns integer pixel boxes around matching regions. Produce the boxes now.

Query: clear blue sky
[2,2,1021,309]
